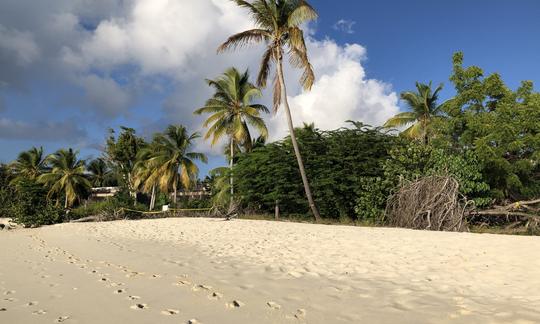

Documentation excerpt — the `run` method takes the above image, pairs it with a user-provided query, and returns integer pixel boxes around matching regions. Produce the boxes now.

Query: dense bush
[10,179,64,227]
[384,143,492,207]
[234,123,397,220]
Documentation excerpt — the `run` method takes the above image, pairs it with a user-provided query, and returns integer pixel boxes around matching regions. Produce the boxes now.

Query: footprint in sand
[3,290,15,295]
[160,309,180,315]
[127,295,141,300]
[174,280,191,287]
[0,308,6,312]
[99,277,109,283]
[32,309,47,315]
[3,297,17,302]
[208,292,223,300]
[187,319,201,324]
[25,301,39,306]
[192,284,212,292]
[110,282,125,288]
[226,300,245,308]
[55,315,70,322]
[130,303,148,310]
[267,301,281,310]
[114,289,125,294]
[150,274,161,279]
[294,309,307,319]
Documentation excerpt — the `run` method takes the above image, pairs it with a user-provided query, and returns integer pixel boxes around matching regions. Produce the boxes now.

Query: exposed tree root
[385,176,472,231]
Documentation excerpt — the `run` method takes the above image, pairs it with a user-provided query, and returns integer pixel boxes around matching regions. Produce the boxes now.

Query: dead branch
[385,175,471,232]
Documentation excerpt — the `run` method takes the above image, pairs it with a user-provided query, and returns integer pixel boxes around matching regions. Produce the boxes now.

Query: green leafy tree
[195,67,269,204]
[234,122,396,220]
[143,125,207,205]
[38,148,91,209]
[105,127,146,201]
[439,52,540,200]
[384,82,452,144]
[219,0,322,221]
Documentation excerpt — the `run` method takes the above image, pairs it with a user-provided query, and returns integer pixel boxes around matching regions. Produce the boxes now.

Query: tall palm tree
[38,148,91,209]
[195,67,269,204]
[218,0,321,221]
[144,125,207,205]
[87,158,113,187]
[9,146,49,183]
[384,82,452,144]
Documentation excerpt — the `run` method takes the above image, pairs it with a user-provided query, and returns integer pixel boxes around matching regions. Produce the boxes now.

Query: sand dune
[1,218,539,323]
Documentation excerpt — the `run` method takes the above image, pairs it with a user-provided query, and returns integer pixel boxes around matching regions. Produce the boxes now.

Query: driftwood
[210,201,240,221]
[468,199,540,230]
[385,176,472,231]
[473,199,540,218]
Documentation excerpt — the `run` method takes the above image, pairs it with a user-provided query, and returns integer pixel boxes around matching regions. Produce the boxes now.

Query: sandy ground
[1,218,540,324]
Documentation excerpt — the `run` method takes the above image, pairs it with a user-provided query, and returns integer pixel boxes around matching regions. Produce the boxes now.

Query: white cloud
[0,24,40,67]
[0,0,399,161]
[268,39,399,140]
[333,19,356,34]
[62,0,254,77]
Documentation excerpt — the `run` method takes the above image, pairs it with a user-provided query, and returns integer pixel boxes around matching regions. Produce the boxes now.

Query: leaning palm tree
[9,146,49,183]
[38,148,91,209]
[87,158,113,187]
[384,82,452,144]
[144,125,207,206]
[219,0,321,220]
[195,67,269,204]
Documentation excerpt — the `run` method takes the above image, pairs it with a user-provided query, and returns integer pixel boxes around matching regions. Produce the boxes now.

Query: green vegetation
[1,1,538,234]
[219,0,322,221]
[1,124,207,227]
[195,67,269,205]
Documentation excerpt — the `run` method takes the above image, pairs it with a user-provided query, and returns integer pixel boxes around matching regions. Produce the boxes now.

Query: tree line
[1,0,538,229]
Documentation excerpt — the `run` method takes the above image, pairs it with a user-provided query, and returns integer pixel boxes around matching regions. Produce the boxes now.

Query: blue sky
[0,0,539,176]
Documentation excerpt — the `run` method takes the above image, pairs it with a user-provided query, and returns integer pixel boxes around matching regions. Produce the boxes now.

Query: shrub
[10,179,64,227]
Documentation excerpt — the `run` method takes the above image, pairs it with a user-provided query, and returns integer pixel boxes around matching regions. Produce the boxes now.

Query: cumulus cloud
[0,118,87,142]
[0,0,399,162]
[333,19,356,34]
[268,39,399,140]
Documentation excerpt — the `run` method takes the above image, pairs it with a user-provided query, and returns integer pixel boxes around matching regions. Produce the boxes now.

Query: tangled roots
[385,176,472,232]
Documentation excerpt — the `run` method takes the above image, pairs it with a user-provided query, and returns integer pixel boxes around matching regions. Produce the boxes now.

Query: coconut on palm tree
[384,82,452,144]
[195,67,269,204]
[38,148,91,209]
[219,0,321,221]
[9,146,49,183]
[144,125,207,206]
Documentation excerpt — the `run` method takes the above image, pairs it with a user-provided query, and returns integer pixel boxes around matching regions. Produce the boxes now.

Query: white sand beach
[1,218,540,323]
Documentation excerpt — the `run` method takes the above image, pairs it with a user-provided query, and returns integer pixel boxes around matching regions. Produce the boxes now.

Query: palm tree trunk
[149,185,156,211]
[230,138,234,207]
[173,179,177,206]
[64,195,68,209]
[276,55,321,222]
